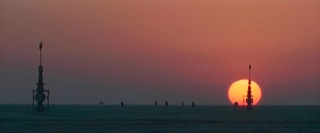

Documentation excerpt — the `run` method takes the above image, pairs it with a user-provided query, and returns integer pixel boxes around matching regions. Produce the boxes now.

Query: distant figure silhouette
[121,101,124,107]
[192,101,195,107]
[155,101,158,107]
[165,101,168,107]
[182,102,184,106]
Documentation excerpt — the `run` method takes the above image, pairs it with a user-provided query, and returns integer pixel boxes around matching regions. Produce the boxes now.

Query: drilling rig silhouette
[246,64,253,110]
[33,42,50,112]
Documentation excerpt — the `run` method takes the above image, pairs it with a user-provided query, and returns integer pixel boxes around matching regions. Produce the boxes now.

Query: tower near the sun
[33,42,50,112]
[246,64,253,110]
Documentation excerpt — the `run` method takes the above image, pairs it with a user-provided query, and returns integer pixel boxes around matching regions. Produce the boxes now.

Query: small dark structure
[33,42,50,112]
[99,101,104,105]
[243,95,245,108]
[165,101,168,107]
[246,64,253,110]
[234,102,239,108]
[182,102,184,106]
[192,101,195,107]
[121,101,124,107]
[155,100,158,107]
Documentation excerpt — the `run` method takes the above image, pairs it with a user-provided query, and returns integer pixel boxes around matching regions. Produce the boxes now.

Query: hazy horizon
[1,0,319,105]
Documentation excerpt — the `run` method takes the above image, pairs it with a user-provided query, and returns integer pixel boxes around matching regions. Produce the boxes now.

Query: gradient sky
[1,0,319,105]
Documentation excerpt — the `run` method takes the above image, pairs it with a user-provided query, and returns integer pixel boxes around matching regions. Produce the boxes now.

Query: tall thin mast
[33,42,49,112]
[39,42,43,65]
[246,64,253,110]
[249,64,251,81]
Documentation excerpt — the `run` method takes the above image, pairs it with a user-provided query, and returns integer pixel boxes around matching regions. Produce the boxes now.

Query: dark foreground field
[0,105,319,133]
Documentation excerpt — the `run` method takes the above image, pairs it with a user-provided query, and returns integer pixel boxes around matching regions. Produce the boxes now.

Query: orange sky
[0,0,319,104]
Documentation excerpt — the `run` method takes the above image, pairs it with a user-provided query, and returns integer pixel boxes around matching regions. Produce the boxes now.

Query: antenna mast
[33,42,50,112]
[246,64,253,110]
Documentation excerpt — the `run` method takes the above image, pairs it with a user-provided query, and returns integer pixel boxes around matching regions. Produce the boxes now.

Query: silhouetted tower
[182,101,184,106]
[121,101,124,107]
[155,100,158,107]
[243,95,245,108]
[192,101,195,107]
[33,42,50,112]
[165,101,168,107]
[246,64,253,110]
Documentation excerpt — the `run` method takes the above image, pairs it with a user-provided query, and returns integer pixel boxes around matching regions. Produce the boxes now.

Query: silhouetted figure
[234,102,238,108]
[165,101,168,107]
[182,102,184,106]
[192,101,195,107]
[155,101,158,107]
[246,64,253,110]
[121,101,124,107]
[32,42,50,112]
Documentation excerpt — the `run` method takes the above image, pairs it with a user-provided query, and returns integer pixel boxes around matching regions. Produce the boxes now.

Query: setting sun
[228,80,262,106]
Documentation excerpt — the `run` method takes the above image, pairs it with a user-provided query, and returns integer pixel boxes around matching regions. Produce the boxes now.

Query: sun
[228,79,262,106]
